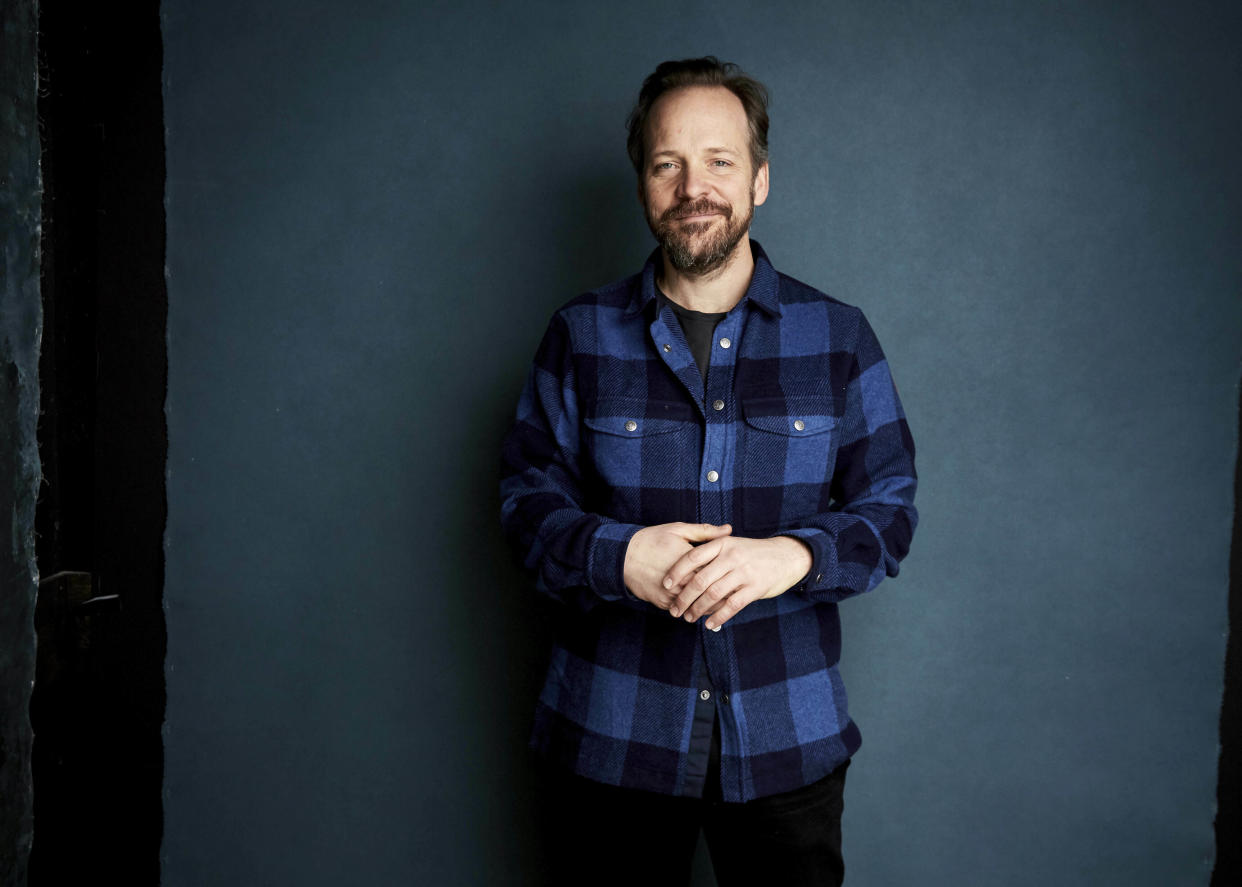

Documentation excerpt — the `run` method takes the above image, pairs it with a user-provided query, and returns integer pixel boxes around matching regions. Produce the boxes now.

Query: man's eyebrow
[650,146,742,158]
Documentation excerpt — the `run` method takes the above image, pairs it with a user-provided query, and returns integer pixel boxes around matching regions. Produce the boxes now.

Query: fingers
[662,537,724,597]
[680,568,745,624]
[672,522,732,543]
[666,534,741,620]
[653,535,792,630]
[703,586,764,631]
[668,556,730,618]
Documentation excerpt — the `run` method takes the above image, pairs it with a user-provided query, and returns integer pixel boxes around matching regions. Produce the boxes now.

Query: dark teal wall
[162,1,1242,883]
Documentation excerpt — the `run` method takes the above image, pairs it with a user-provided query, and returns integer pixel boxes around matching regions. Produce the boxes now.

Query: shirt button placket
[701,316,736,528]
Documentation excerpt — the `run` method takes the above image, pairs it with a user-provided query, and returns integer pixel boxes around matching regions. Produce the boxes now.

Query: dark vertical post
[0,0,42,883]
[31,0,168,882]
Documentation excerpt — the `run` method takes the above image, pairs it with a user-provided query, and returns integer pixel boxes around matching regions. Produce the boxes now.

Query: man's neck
[658,238,755,314]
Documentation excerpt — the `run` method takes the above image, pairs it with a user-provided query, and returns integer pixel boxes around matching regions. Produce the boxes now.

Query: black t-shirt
[660,290,727,387]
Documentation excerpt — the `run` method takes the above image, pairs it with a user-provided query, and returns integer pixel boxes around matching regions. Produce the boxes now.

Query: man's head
[627,58,771,276]
[626,57,770,176]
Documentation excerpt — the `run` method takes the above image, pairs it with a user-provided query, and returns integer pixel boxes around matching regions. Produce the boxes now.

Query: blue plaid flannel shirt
[500,242,917,802]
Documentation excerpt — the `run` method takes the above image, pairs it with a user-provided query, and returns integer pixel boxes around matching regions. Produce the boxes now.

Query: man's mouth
[665,202,730,223]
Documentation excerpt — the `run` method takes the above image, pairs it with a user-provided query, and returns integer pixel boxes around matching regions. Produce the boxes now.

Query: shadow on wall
[1210,372,1242,886]
[445,164,661,884]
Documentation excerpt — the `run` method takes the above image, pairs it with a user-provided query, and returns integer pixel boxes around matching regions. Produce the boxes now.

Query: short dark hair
[625,56,770,175]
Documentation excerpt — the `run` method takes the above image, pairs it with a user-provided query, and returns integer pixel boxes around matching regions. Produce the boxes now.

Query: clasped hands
[622,522,813,631]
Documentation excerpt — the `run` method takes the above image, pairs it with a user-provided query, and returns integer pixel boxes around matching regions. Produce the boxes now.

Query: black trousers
[536,725,849,887]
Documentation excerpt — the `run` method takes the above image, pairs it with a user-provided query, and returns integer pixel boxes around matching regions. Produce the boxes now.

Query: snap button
[712,399,725,411]
[706,470,719,483]
[699,689,711,701]
[624,420,637,432]
[662,343,671,352]
[793,419,805,431]
[718,337,731,349]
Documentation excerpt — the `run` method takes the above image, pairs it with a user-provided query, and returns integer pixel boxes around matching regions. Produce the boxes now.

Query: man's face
[639,86,770,275]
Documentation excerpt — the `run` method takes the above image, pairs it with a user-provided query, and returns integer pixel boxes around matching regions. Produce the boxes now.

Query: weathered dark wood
[0,0,42,882]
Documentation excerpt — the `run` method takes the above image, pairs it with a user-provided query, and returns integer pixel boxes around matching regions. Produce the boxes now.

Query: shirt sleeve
[499,310,644,610]
[776,309,918,603]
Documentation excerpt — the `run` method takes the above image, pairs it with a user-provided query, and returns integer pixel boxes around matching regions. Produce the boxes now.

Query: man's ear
[753,162,770,207]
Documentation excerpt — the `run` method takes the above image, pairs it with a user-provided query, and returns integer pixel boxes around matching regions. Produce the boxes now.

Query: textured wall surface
[162,1,1241,884]
[0,0,41,883]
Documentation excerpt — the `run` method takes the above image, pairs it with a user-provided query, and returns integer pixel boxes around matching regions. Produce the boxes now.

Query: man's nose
[676,165,709,200]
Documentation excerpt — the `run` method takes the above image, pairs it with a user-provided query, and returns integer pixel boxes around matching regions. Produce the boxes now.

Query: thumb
[676,522,732,542]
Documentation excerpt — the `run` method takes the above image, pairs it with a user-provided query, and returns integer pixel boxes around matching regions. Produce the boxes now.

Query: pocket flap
[583,398,692,437]
[742,396,838,436]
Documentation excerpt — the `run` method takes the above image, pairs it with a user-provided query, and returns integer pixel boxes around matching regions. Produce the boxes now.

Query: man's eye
[712,160,732,168]
[655,162,676,170]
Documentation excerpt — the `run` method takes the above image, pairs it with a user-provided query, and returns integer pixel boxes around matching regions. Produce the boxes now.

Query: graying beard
[661,217,747,275]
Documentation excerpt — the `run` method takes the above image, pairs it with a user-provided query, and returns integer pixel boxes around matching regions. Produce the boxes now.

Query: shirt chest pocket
[738,395,840,531]
[581,397,698,522]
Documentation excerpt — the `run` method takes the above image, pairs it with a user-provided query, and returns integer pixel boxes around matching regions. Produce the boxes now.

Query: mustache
[661,198,732,223]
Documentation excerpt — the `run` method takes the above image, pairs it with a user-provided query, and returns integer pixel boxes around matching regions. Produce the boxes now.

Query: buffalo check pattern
[500,242,917,802]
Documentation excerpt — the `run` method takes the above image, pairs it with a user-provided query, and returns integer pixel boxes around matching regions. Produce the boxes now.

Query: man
[500,57,917,886]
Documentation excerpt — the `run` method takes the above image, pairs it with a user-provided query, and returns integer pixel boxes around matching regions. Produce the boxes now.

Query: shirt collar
[625,239,783,318]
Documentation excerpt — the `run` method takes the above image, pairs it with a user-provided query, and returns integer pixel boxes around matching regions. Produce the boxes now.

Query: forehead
[645,85,750,153]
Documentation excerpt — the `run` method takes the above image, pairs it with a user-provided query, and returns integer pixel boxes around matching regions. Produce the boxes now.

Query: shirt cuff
[587,521,645,602]
[773,527,832,595]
